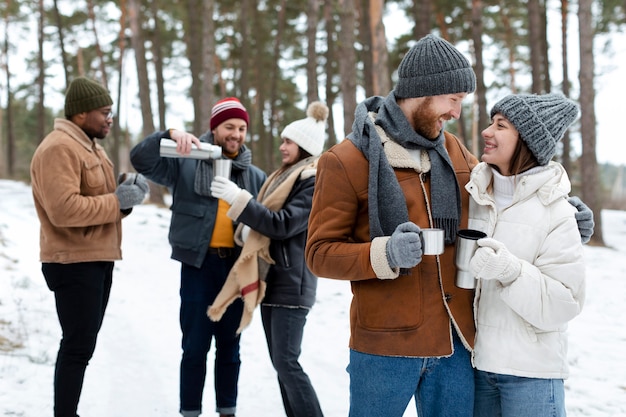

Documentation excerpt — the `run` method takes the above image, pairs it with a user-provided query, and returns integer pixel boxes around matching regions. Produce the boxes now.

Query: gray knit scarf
[347,92,461,244]
[194,131,253,196]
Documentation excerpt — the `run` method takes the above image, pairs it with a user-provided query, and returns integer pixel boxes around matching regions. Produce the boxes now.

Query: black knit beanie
[64,77,113,117]
[395,34,476,98]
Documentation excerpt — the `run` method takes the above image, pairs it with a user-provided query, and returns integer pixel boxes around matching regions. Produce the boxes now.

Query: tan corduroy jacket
[30,118,124,264]
[306,131,478,357]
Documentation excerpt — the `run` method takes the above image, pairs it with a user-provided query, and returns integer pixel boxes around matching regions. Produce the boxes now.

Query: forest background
[1,0,626,247]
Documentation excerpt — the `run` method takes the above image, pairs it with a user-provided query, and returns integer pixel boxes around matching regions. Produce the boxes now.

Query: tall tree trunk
[470,0,487,154]
[185,0,203,134]
[268,0,288,171]
[358,0,373,97]
[199,0,215,133]
[87,0,107,87]
[540,1,551,92]
[528,0,543,93]
[2,0,15,176]
[37,0,45,143]
[307,0,320,103]
[369,0,390,95]
[112,0,128,175]
[150,0,166,132]
[561,0,572,172]
[52,0,69,88]
[338,0,357,138]
[323,0,338,147]
[413,0,433,39]
[128,0,155,137]
[499,1,518,92]
[578,0,604,245]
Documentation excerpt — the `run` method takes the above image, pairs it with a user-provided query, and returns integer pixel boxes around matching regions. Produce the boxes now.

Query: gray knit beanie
[395,34,476,98]
[490,93,579,165]
[65,77,113,117]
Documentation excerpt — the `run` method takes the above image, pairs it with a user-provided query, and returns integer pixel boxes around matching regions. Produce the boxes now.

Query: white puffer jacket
[466,161,585,379]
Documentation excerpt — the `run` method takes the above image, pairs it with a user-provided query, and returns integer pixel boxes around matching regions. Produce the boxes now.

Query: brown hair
[489,132,538,176]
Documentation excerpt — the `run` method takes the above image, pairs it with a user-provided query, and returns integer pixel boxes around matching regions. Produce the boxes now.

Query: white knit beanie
[280,101,329,156]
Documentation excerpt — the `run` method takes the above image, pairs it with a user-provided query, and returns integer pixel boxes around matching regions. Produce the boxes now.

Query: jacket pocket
[169,201,208,249]
[82,158,106,190]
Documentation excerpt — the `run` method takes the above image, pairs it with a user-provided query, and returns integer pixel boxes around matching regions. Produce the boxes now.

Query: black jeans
[43,262,113,417]
[261,305,324,417]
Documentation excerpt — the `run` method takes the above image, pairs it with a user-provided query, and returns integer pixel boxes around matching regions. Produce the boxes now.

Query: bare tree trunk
[128,0,155,137]
[37,0,45,143]
[87,0,108,87]
[561,0,572,172]
[185,0,203,134]
[2,0,15,176]
[112,0,127,176]
[199,0,215,133]
[413,0,433,39]
[540,1,551,92]
[369,0,390,96]
[578,0,604,245]
[358,0,373,97]
[323,0,338,147]
[52,0,69,88]
[268,0,288,171]
[307,0,320,103]
[499,1,518,92]
[528,0,543,93]
[470,0,487,154]
[150,0,166,131]
[338,0,357,138]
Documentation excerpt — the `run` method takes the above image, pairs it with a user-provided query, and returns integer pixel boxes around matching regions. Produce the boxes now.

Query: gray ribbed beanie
[395,34,476,98]
[65,77,113,117]
[490,93,579,165]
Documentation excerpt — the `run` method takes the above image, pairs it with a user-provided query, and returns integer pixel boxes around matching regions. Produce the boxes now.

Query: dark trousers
[179,252,243,415]
[261,305,324,417]
[42,262,113,417]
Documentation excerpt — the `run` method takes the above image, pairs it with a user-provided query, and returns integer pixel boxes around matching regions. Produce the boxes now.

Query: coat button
[445,293,452,302]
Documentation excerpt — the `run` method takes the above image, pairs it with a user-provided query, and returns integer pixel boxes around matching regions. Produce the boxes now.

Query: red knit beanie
[210,97,250,130]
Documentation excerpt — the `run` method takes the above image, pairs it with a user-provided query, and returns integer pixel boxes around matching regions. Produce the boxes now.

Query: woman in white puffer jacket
[465,93,586,417]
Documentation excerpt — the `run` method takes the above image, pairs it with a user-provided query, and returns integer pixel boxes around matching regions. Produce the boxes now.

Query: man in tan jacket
[30,76,148,417]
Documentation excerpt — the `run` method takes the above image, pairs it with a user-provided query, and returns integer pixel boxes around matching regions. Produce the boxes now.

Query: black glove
[115,173,149,210]
[386,222,423,269]
[568,196,594,244]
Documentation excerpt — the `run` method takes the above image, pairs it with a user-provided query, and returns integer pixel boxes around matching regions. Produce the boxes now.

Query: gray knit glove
[386,222,423,269]
[115,173,149,210]
[568,196,594,244]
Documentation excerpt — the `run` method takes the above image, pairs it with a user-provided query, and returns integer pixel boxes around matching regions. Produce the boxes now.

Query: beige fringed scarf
[207,157,317,333]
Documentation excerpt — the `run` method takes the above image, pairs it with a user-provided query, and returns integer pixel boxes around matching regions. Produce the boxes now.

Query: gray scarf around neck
[347,92,461,244]
[194,131,253,196]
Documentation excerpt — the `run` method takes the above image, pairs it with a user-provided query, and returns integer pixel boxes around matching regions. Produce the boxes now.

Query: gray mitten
[568,196,594,244]
[386,222,423,269]
[115,173,149,209]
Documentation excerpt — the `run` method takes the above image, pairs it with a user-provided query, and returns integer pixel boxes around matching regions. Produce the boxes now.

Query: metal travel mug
[213,158,232,178]
[455,229,487,289]
[420,228,445,256]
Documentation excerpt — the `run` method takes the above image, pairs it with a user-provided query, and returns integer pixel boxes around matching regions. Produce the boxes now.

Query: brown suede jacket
[305,131,478,357]
[30,118,124,264]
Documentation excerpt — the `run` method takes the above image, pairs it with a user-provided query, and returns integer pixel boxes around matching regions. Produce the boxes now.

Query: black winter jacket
[235,176,317,308]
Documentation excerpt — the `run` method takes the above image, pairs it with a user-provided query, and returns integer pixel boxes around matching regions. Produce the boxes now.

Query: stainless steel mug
[213,158,232,178]
[455,229,487,289]
[421,228,445,256]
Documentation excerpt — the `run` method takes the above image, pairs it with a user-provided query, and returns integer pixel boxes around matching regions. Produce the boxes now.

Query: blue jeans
[43,262,113,417]
[474,370,566,417]
[347,329,473,417]
[179,252,243,415]
[261,305,324,417]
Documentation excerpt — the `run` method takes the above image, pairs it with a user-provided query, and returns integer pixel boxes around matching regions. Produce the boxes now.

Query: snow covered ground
[1,178,625,416]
